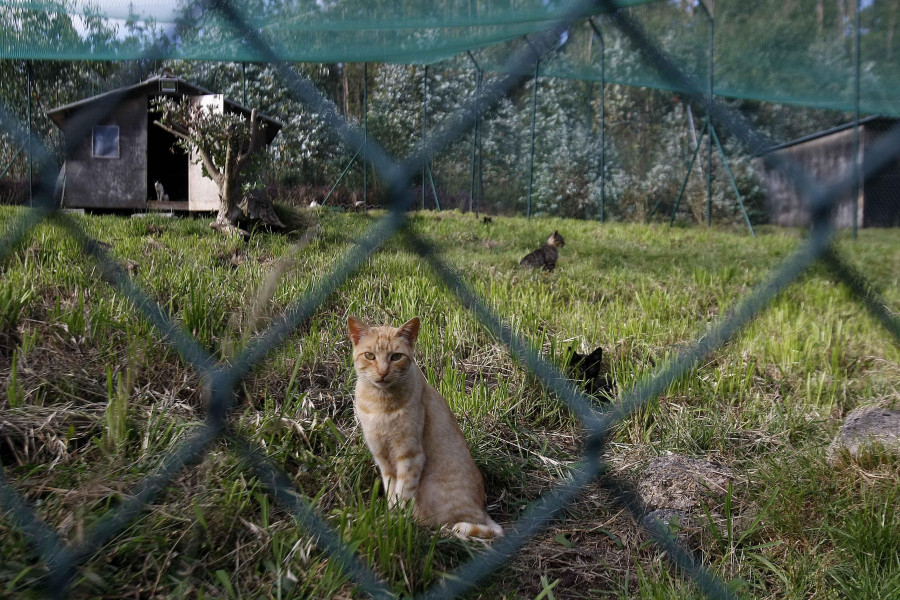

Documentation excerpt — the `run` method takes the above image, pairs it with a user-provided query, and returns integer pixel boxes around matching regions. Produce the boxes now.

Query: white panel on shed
[188,94,224,211]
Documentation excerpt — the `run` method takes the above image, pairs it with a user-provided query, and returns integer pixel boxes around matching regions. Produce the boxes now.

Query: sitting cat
[520,230,565,271]
[154,180,169,202]
[348,316,503,539]
[567,345,615,398]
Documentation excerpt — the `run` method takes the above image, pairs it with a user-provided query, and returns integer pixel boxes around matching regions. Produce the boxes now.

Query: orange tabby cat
[348,316,503,539]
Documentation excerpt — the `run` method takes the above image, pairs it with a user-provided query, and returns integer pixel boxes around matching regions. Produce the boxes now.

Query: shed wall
[188,94,224,211]
[63,97,147,209]
[761,128,864,228]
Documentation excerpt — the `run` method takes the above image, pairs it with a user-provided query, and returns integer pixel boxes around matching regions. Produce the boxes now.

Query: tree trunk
[211,145,247,235]
[154,104,282,236]
[213,183,244,229]
[342,66,350,116]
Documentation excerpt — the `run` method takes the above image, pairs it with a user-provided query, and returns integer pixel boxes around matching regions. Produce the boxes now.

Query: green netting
[1,0,655,63]
[2,0,899,116]
[436,2,900,117]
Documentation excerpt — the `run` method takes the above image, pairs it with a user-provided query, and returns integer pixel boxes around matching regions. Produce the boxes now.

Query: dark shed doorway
[147,106,189,203]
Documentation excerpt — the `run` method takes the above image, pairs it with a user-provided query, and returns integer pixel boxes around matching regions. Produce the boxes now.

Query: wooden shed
[46,74,281,212]
[759,116,899,228]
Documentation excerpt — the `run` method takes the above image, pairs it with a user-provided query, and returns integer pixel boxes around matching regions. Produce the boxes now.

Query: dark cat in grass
[567,346,615,399]
[520,231,565,271]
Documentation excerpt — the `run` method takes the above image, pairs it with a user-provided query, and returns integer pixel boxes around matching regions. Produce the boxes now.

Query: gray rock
[828,406,900,462]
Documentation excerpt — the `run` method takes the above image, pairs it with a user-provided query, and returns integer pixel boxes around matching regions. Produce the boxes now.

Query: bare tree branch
[153,119,223,186]
[235,108,262,173]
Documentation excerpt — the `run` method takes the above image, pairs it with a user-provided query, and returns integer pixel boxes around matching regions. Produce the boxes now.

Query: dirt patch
[499,478,681,598]
[637,454,733,512]
[0,315,203,467]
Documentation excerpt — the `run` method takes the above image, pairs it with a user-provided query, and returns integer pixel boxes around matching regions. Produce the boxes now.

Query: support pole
[588,19,606,223]
[422,65,428,211]
[477,138,484,215]
[707,11,713,228]
[699,1,713,228]
[0,144,25,181]
[466,51,482,215]
[600,35,606,223]
[427,164,441,211]
[242,62,247,106]
[665,119,709,225]
[27,61,33,206]
[710,125,755,237]
[527,58,539,218]
[363,62,368,205]
[852,0,861,239]
[322,146,362,205]
[586,81,592,129]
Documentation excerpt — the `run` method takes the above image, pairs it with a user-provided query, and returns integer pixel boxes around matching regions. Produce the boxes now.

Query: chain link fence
[1,0,899,598]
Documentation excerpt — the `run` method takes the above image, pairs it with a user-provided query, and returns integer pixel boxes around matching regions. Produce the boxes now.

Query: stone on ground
[828,406,900,462]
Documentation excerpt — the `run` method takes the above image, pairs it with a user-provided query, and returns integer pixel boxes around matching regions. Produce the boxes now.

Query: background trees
[2,0,888,221]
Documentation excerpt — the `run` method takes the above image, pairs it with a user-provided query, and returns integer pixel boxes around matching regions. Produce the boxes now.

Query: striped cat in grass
[348,316,503,539]
[520,230,565,271]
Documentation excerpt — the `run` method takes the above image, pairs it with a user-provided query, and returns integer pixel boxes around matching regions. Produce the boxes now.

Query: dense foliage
[2,0,895,220]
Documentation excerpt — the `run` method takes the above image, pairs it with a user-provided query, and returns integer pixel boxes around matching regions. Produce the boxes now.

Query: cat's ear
[396,317,420,345]
[348,316,370,346]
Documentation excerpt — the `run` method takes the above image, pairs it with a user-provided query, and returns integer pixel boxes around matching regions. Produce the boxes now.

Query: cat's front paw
[389,483,418,509]
[451,521,504,540]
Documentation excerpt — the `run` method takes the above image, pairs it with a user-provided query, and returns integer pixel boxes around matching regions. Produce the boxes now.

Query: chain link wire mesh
[1,0,899,597]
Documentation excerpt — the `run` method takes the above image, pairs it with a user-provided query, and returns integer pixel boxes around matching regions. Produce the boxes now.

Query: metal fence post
[668,119,709,225]
[527,58,539,218]
[853,0,861,239]
[27,61,33,207]
[0,144,25,181]
[466,51,482,215]
[600,30,605,223]
[422,65,428,210]
[364,62,368,204]
[699,1,713,228]
[427,164,441,211]
[322,146,363,205]
[710,126,755,236]
[589,18,606,223]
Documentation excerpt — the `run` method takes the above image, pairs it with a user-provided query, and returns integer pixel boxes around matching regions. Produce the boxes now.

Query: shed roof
[760,115,897,155]
[46,75,283,145]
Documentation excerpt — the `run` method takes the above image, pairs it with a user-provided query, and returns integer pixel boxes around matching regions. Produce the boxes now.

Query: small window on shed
[92,125,119,159]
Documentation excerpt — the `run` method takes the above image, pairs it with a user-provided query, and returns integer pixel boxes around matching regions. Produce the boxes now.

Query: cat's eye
[390,352,404,362]
[363,352,375,360]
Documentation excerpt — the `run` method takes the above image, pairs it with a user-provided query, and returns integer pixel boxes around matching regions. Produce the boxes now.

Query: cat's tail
[452,517,504,539]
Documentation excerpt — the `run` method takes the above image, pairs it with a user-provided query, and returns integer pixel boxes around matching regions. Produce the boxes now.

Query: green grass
[0,206,898,599]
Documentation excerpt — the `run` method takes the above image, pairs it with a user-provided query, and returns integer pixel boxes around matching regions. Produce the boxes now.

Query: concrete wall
[63,96,147,209]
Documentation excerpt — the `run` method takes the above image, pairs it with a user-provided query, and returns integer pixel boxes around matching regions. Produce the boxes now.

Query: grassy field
[0,205,898,599]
